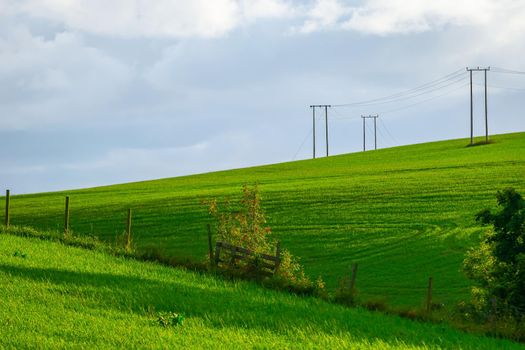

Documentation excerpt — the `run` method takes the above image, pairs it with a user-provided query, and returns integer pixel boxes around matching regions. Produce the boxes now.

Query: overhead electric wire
[330,79,469,120]
[474,82,525,91]
[333,69,466,107]
[379,118,399,145]
[377,81,469,115]
[492,67,525,75]
[292,127,313,161]
[340,74,468,108]
[376,123,391,148]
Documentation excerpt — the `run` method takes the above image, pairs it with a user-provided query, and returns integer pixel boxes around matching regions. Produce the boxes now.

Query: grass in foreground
[1,233,523,349]
[3,133,525,307]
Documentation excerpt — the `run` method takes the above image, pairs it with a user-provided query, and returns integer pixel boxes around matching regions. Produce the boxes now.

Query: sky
[1,0,525,194]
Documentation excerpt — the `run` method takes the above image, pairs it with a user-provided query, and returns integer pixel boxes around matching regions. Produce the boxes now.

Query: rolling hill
[3,132,525,307]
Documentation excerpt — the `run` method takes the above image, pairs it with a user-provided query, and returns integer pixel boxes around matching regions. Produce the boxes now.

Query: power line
[377,82,469,115]
[334,74,468,108]
[331,80,468,119]
[474,82,525,91]
[333,69,466,107]
[292,127,313,161]
[379,118,398,145]
[491,67,525,75]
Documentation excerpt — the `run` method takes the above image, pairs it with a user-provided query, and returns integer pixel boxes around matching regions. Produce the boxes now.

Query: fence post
[207,224,213,264]
[64,196,70,237]
[350,263,358,292]
[126,208,132,251]
[275,241,281,271]
[214,242,222,267]
[5,189,10,228]
[426,277,433,314]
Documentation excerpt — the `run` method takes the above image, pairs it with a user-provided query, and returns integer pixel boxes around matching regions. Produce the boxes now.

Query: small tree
[463,188,525,317]
[206,184,319,294]
[207,184,272,254]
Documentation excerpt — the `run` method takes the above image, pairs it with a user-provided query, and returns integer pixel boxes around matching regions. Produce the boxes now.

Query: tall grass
[1,233,523,349]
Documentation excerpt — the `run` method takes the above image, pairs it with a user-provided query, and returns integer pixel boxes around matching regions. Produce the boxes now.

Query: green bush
[157,312,185,328]
[206,184,322,295]
[463,188,525,319]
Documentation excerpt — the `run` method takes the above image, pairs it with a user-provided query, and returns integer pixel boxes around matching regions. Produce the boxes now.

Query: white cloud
[291,0,525,38]
[4,0,525,39]
[294,0,351,33]
[240,0,294,21]
[0,25,133,129]
[342,0,495,35]
[5,0,294,39]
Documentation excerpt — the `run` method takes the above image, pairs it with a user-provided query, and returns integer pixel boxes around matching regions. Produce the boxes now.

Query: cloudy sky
[1,0,525,193]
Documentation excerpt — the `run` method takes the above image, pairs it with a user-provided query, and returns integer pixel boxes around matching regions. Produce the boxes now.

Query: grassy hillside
[1,233,523,349]
[3,133,525,307]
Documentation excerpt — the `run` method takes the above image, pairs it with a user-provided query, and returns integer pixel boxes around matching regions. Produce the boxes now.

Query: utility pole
[466,67,490,145]
[361,115,379,151]
[310,105,331,157]
[362,117,365,152]
[324,105,329,157]
[310,106,316,159]
[374,116,377,150]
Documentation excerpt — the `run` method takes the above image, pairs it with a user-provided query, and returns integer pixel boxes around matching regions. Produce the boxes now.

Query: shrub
[157,312,185,328]
[463,188,525,320]
[206,184,316,294]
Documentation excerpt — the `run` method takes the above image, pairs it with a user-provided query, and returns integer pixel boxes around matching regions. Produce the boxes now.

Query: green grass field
[1,233,523,349]
[3,132,524,307]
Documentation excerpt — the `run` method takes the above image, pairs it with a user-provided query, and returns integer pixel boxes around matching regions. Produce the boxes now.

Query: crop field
[1,233,524,349]
[3,132,524,307]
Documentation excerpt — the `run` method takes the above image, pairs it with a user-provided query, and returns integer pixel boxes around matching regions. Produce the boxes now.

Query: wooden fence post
[350,263,358,292]
[426,277,433,313]
[214,242,222,267]
[64,196,70,237]
[275,241,281,270]
[126,208,132,251]
[207,224,213,263]
[5,189,10,228]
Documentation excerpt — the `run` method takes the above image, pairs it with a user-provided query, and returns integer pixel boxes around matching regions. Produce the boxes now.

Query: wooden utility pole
[311,106,316,159]
[324,105,329,157]
[361,115,379,151]
[466,67,490,144]
[310,105,331,157]
[485,68,489,143]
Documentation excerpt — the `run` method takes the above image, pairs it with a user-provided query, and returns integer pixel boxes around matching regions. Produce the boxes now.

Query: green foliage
[3,132,525,307]
[207,185,319,295]
[13,250,28,258]
[157,312,185,328]
[207,184,272,254]
[1,233,522,349]
[464,188,525,318]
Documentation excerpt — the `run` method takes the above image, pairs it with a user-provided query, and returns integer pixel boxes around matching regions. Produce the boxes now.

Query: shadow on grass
[0,263,492,348]
[465,140,496,147]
